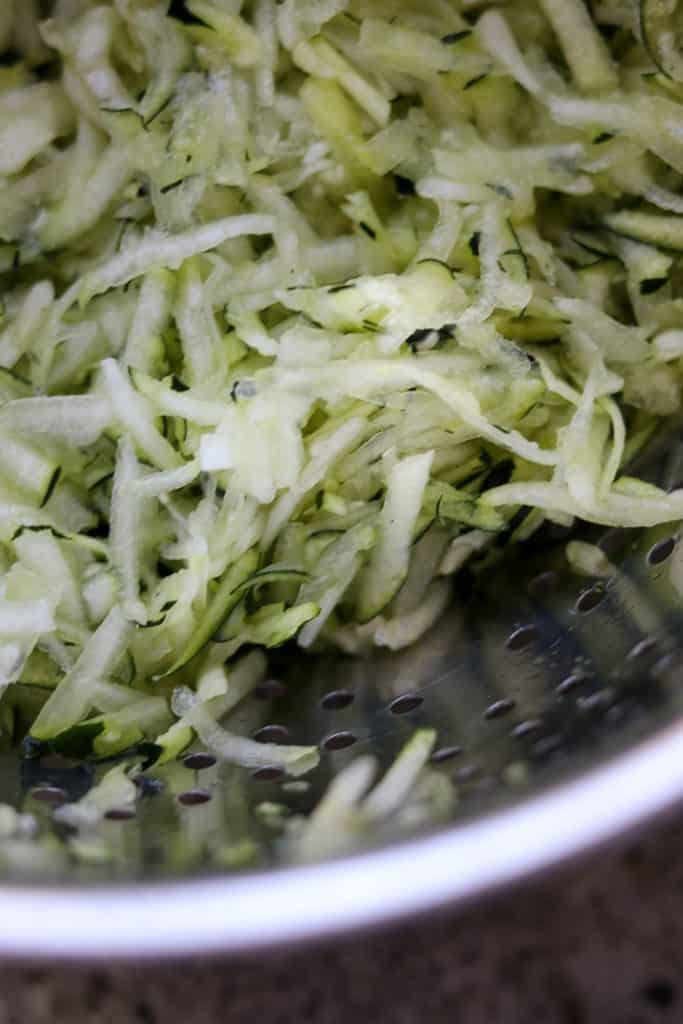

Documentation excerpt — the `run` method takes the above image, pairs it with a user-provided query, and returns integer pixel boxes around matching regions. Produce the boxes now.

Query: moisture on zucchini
[0,0,683,822]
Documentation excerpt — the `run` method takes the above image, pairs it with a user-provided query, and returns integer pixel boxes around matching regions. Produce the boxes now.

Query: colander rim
[0,715,682,960]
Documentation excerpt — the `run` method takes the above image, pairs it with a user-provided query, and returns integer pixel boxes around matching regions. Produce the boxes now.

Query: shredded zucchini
[2,0,683,852]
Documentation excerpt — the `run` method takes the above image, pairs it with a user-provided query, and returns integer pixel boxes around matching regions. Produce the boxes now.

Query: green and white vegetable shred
[3,0,683,854]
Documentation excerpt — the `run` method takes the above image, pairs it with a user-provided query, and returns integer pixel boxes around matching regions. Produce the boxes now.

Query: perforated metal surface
[0,426,680,890]
[0,431,682,958]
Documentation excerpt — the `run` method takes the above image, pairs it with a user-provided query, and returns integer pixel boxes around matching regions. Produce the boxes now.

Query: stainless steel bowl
[2,717,683,960]
[2,432,683,959]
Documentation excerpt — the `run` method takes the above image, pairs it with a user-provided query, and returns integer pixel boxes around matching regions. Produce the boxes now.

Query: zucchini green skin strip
[160,549,259,677]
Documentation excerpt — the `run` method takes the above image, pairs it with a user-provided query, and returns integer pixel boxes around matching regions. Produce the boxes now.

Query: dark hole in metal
[252,767,285,782]
[577,688,615,714]
[104,807,136,822]
[254,678,288,701]
[511,718,543,739]
[556,674,587,696]
[252,725,290,745]
[431,745,463,763]
[483,698,516,720]
[21,754,94,805]
[31,785,68,807]
[627,636,657,661]
[576,586,605,614]
[389,694,424,715]
[182,752,217,771]
[177,788,212,806]
[320,689,355,711]
[322,731,357,751]
[532,735,563,759]
[506,624,538,651]
[648,537,676,565]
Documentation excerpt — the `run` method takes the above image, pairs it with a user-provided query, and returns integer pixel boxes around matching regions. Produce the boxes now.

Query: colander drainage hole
[577,688,615,714]
[104,807,136,822]
[252,767,285,782]
[431,745,462,764]
[532,734,563,759]
[506,625,538,651]
[252,725,290,744]
[575,586,605,614]
[389,693,424,715]
[182,752,216,770]
[31,785,68,807]
[322,731,357,751]
[483,698,515,720]
[648,537,676,565]
[627,636,657,661]
[320,689,355,710]
[254,678,288,700]
[511,718,543,739]
[556,674,586,696]
[177,788,212,806]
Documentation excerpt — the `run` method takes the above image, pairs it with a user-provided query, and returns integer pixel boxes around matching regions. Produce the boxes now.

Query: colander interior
[1,425,682,888]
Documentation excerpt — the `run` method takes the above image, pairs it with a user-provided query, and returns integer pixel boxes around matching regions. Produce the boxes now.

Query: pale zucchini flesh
[640,0,683,82]
[0,1,680,854]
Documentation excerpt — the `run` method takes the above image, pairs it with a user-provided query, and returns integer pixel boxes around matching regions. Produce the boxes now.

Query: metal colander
[2,426,683,959]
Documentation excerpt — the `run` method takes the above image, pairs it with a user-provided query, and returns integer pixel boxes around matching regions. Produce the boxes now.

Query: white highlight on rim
[2,720,683,961]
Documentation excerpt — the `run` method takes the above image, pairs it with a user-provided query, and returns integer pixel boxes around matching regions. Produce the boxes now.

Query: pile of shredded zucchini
[2,0,683,803]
